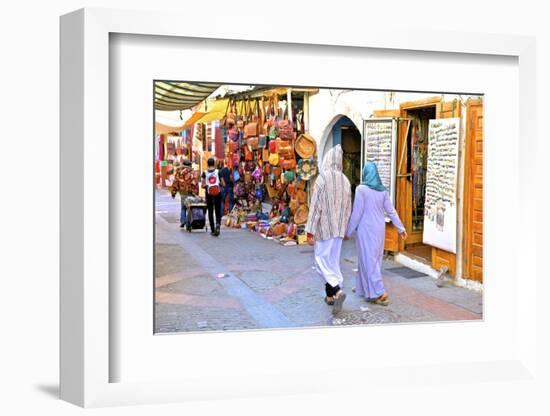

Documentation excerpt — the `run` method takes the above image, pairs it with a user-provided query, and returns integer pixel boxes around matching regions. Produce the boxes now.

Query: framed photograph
[60,8,537,407]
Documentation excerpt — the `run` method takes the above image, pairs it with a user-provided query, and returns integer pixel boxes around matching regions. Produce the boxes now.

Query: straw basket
[295,133,317,159]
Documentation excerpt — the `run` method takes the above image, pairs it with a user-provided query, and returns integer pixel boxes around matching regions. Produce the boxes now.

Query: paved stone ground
[155,189,482,333]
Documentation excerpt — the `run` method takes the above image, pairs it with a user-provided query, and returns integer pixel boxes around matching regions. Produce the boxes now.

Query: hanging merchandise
[258,134,267,149]
[295,133,317,159]
[283,170,296,183]
[296,158,318,181]
[269,153,280,166]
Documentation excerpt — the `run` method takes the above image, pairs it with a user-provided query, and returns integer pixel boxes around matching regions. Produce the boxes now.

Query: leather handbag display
[268,153,279,166]
[258,134,267,149]
[244,122,258,138]
[229,141,239,153]
[243,145,253,161]
[282,158,296,170]
[247,137,259,150]
[276,140,294,160]
[289,198,299,214]
[269,140,278,153]
[283,170,295,183]
[277,119,295,140]
[296,189,307,204]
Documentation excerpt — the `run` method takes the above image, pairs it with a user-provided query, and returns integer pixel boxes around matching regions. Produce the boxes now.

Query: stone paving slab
[155,189,483,333]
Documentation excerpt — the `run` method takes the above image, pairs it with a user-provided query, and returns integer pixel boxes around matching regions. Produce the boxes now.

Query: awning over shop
[182,111,207,129]
[155,121,185,135]
[195,98,230,123]
[154,81,221,111]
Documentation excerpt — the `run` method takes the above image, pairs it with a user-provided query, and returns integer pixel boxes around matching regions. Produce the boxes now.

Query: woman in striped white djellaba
[306,144,352,315]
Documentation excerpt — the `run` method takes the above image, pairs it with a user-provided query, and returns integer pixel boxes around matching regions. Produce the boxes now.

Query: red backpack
[205,169,220,196]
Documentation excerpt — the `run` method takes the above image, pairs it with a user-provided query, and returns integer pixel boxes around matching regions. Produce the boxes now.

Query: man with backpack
[171,159,199,228]
[218,160,234,215]
[201,158,222,237]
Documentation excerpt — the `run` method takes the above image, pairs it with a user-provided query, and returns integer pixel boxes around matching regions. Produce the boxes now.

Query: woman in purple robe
[346,162,407,306]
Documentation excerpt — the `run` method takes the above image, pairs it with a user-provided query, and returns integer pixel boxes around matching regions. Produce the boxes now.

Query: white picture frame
[60,8,538,408]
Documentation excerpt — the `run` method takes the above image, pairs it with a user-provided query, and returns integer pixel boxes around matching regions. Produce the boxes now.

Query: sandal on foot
[332,291,347,315]
[373,294,389,306]
[324,296,335,306]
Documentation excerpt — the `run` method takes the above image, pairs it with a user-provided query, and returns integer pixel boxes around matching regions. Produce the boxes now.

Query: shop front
[171,87,323,246]
[310,91,483,284]
[370,96,484,283]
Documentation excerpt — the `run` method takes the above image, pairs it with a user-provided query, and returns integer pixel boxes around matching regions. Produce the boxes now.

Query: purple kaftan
[346,185,405,299]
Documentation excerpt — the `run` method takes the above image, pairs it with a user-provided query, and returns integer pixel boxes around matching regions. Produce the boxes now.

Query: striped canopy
[154,81,220,111]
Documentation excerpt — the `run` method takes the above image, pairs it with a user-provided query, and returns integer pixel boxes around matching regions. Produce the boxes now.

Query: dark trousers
[325,283,341,297]
[221,185,234,214]
[206,193,222,231]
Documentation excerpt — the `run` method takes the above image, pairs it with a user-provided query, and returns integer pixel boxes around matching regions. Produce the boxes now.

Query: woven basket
[294,204,309,225]
[295,133,316,159]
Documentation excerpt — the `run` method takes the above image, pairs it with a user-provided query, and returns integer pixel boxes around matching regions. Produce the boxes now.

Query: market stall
[218,92,320,246]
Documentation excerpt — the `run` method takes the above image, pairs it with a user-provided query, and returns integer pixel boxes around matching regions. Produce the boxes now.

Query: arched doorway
[325,115,362,198]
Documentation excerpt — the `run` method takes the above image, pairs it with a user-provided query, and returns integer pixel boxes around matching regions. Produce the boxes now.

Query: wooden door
[463,99,484,281]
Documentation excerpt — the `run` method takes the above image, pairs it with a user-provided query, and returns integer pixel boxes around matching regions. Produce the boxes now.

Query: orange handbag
[244,145,253,161]
[282,158,296,170]
[229,141,239,153]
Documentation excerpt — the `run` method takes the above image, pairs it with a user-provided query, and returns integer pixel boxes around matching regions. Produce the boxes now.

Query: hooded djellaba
[305,144,352,241]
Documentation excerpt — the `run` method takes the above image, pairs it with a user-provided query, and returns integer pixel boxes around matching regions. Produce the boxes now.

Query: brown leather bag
[296,189,307,204]
[247,137,259,150]
[243,145,253,161]
[277,119,295,140]
[229,141,239,153]
[289,198,299,214]
[277,140,294,160]
[282,158,296,170]
[244,122,258,138]
[287,183,296,197]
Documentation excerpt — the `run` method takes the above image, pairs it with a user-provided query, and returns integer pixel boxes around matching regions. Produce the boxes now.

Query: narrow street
[155,190,482,333]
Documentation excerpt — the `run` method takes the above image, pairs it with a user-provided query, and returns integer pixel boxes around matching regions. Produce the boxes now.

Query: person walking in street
[345,162,407,306]
[306,144,352,315]
[218,161,234,215]
[201,158,222,237]
[170,159,198,228]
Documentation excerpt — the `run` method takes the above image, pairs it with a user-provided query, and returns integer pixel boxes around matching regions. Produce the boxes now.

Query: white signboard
[422,118,460,253]
[363,119,397,203]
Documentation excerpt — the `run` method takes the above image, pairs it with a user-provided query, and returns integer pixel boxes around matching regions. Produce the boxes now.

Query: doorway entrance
[341,125,362,198]
[328,115,362,199]
[400,105,436,263]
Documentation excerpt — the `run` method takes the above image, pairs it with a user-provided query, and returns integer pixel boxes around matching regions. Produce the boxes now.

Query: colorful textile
[171,166,198,197]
